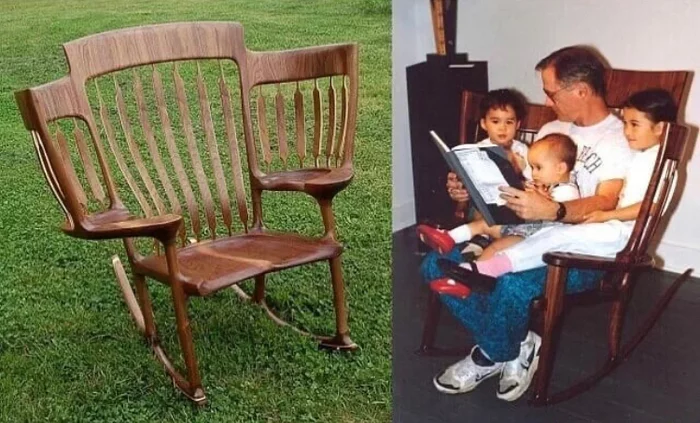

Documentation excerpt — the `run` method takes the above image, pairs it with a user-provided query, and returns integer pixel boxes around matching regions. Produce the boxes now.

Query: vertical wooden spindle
[95,80,153,217]
[312,79,323,167]
[173,63,218,238]
[325,77,337,167]
[337,76,350,167]
[218,61,249,231]
[72,119,106,204]
[275,84,289,167]
[54,127,88,207]
[196,62,233,235]
[132,70,181,216]
[114,75,166,215]
[294,82,306,167]
[152,64,200,242]
[256,86,272,170]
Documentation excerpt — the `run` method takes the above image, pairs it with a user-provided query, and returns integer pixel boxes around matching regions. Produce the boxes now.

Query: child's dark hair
[479,89,526,121]
[537,133,578,172]
[623,89,678,123]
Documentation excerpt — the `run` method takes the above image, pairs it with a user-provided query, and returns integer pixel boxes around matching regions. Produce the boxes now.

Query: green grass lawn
[0,1,391,422]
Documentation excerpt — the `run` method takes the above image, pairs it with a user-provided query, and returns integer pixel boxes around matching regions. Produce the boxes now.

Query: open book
[430,131,525,226]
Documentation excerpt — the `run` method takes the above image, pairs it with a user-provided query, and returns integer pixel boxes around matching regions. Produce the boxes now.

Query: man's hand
[499,185,558,221]
[583,210,610,223]
[446,172,470,202]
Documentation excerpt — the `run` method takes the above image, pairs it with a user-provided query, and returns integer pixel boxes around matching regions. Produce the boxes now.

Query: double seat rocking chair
[15,22,360,404]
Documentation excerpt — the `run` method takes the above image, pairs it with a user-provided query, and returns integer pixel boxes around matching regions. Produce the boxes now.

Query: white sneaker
[496,331,542,401]
[433,346,504,394]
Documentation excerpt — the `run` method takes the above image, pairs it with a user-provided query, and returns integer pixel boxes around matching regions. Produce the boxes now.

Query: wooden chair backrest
[15,22,358,245]
[459,69,690,145]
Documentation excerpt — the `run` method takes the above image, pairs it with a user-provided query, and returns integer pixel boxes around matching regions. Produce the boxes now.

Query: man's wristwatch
[555,202,567,222]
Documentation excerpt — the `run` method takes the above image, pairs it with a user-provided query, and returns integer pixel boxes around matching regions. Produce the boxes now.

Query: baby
[418,133,579,256]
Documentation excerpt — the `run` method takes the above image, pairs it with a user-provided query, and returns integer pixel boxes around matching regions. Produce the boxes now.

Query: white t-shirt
[476,137,530,179]
[617,144,659,209]
[550,182,580,202]
[535,114,632,198]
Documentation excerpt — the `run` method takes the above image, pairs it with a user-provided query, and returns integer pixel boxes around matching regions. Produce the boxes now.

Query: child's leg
[456,236,523,278]
[450,219,501,243]
[448,223,472,244]
[478,236,523,260]
[482,224,504,239]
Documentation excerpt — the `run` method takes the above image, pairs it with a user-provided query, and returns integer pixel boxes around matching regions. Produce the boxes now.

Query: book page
[453,148,507,206]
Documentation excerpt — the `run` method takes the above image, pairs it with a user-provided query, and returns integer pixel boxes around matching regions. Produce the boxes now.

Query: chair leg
[531,265,567,406]
[414,291,480,356]
[319,256,358,351]
[418,292,442,354]
[132,271,206,404]
[252,274,265,304]
[608,299,628,360]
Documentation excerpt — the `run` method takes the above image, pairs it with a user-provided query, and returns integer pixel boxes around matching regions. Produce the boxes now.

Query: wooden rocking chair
[419,69,693,404]
[15,22,359,404]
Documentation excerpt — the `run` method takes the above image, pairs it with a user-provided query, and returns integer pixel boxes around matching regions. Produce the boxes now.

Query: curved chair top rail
[17,22,357,126]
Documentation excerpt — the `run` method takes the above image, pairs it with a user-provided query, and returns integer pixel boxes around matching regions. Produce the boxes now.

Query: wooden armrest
[304,167,354,196]
[543,251,654,271]
[66,210,182,241]
[256,167,353,198]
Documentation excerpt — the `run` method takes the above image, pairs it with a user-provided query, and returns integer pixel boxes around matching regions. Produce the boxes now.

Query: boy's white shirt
[535,114,632,198]
[617,144,659,209]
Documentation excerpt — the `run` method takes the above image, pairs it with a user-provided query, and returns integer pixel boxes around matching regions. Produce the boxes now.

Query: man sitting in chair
[427,46,632,401]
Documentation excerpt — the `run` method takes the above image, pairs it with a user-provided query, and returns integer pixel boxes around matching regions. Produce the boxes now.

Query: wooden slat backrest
[245,44,358,174]
[15,22,358,248]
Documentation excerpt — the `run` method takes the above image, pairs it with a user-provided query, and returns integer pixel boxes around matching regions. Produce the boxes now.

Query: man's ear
[480,118,487,131]
[576,82,590,99]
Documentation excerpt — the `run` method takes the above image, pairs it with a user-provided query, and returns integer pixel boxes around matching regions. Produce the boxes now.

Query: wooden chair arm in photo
[543,251,654,272]
[65,210,183,242]
[256,166,354,199]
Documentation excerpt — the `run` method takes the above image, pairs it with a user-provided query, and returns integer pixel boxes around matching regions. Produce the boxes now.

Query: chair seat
[134,231,342,296]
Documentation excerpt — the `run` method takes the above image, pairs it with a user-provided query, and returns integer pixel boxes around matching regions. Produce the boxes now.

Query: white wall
[392,0,700,274]
[391,0,433,231]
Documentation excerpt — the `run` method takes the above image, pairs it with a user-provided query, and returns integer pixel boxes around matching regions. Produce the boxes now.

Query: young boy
[472,88,529,174]
[418,89,528,257]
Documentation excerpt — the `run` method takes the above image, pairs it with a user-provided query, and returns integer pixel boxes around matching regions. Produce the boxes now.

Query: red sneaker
[416,224,455,254]
[429,278,471,298]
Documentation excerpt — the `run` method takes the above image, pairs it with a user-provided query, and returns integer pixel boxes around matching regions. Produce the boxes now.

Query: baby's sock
[459,254,513,278]
[449,224,473,244]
